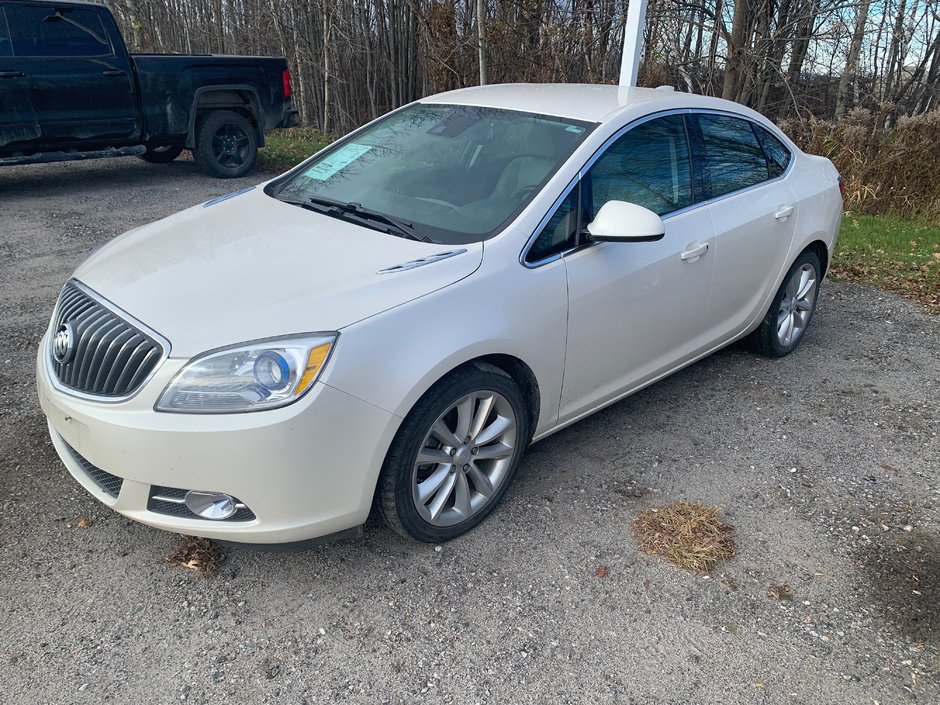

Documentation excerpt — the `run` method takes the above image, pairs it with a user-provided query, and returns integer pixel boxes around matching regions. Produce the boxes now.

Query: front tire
[750,249,822,357]
[377,363,531,543]
[193,110,258,178]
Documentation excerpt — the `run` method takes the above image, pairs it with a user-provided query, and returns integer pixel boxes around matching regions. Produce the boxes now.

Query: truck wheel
[138,144,184,164]
[193,110,258,178]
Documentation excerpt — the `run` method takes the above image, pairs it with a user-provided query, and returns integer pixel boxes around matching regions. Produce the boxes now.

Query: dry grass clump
[780,109,940,222]
[631,501,736,574]
[167,536,225,575]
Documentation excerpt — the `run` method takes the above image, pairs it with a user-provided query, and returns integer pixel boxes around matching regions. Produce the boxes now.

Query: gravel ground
[1,157,938,705]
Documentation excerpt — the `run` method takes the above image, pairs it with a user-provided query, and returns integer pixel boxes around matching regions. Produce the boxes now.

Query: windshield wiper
[285,194,429,242]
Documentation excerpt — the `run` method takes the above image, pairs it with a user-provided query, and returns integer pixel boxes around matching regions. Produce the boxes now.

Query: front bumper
[36,336,401,544]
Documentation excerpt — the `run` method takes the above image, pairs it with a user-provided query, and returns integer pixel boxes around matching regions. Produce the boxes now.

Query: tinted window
[527,186,580,263]
[8,6,111,58]
[0,10,11,57]
[588,114,692,217]
[697,114,769,198]
[754,125,792,178]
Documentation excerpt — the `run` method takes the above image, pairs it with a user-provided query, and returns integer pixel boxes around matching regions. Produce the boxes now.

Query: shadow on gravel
[860,529,939,647]
[0,159,208,199]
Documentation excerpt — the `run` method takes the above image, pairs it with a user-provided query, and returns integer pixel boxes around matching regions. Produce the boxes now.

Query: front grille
[148,486,256,522]
[50,281,166,398]
[62,440,123,499]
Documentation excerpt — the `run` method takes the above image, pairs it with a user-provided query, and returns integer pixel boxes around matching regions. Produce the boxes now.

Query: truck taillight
[838,175,845,196]
[282,68,293,99]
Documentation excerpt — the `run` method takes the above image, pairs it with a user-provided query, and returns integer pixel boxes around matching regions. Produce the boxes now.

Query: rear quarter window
[696,114,769,199]
[754,125,792,178]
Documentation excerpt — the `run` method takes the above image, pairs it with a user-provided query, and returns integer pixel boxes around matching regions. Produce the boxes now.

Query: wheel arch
[387,352,542,446]
[803,239,830,277]
[470,354,541,441]
[185,86,264,149]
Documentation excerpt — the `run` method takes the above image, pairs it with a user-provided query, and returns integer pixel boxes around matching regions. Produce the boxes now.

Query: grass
[257,126,330,173]
[255,129,939,313]
[832,215,940,313]
[631,502,736,574]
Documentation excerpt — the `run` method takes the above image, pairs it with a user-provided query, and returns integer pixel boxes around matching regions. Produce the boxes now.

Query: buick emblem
[52,322,75,364]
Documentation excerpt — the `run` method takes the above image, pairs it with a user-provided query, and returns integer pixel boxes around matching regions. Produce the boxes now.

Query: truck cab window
[8,6,111,58]
[0,10,12,57]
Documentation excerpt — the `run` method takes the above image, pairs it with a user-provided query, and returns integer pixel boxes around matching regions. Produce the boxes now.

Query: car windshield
[270,103,595,245]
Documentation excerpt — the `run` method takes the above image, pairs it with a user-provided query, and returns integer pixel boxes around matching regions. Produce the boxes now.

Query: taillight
[282,68,293,99]
[838,175,845,196]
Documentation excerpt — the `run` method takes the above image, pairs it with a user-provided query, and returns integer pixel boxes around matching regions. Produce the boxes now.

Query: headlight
[155,334,337,413]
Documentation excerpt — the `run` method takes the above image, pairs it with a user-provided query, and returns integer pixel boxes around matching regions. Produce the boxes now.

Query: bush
[780,109,940,222]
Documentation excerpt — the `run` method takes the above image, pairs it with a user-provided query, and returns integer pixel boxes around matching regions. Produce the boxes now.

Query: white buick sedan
[37,84,842,545]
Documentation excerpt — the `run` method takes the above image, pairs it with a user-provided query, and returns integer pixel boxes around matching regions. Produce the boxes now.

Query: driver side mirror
[586,201,665,242]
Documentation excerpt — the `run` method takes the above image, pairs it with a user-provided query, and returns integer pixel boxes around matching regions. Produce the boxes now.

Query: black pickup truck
[0,0,295,177]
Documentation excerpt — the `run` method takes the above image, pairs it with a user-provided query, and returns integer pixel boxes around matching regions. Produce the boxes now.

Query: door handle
[774,205,794,221]
[0,70,26,78]
[101,69,127,77]
[680,242,709,261]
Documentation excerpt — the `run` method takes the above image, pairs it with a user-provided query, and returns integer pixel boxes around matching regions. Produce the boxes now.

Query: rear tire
[138,144,184,164]
[749,249,822,357]
[193,110,258,178]
[377,363,531,543]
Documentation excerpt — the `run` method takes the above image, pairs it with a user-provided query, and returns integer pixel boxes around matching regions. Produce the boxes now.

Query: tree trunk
[834,0,870,119]
[722,0,751,100]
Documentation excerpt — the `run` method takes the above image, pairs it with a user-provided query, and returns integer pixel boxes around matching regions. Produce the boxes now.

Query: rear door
[0,5,41,149]
[6,3,138,146]
[692,112,798,340]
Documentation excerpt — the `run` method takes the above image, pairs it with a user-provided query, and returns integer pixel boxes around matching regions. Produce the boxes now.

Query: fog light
[184,490,237,520]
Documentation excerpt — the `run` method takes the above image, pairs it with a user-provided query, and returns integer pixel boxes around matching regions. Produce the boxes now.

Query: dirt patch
[167,536,226,575]
[859,529,940,647]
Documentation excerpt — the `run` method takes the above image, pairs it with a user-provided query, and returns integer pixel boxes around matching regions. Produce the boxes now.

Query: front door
[559,114,717,423]
[6,3,137,146]
[0,7,41,150]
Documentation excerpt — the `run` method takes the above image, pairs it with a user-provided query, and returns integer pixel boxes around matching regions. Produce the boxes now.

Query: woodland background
[101,0,940,223]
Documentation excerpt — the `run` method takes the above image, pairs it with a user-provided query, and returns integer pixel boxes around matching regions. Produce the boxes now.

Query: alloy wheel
[211,124,251,168]
[777,263,817,347]
[411,391,517,527]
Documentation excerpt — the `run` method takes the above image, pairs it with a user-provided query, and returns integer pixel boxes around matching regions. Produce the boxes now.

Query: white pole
[619,0,649,87]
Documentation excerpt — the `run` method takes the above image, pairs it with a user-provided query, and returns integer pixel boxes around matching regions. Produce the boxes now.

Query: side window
[587,114,692,217]
[526,185,579,263]
[8,6,112,58]
[0,10,12,57]
[754,125,792,179]
[696,114,769,198]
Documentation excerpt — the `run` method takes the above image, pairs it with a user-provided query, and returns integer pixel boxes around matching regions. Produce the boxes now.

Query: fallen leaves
[167,536,225,575]
[75,518,92,529]
[631,502,736,574]
[767,583,793,601]
[594,565,609,578]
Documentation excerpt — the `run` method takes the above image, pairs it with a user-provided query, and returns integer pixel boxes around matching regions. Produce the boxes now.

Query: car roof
[420,83,758,125]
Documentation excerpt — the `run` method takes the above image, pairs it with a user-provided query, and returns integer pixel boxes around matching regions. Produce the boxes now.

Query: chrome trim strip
[378,248,468,273]
[44,279,172,404]
[151,494,186,504]
[149,493,247,510]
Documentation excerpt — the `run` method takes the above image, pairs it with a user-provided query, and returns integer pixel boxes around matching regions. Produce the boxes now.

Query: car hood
[73,187,483,357]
